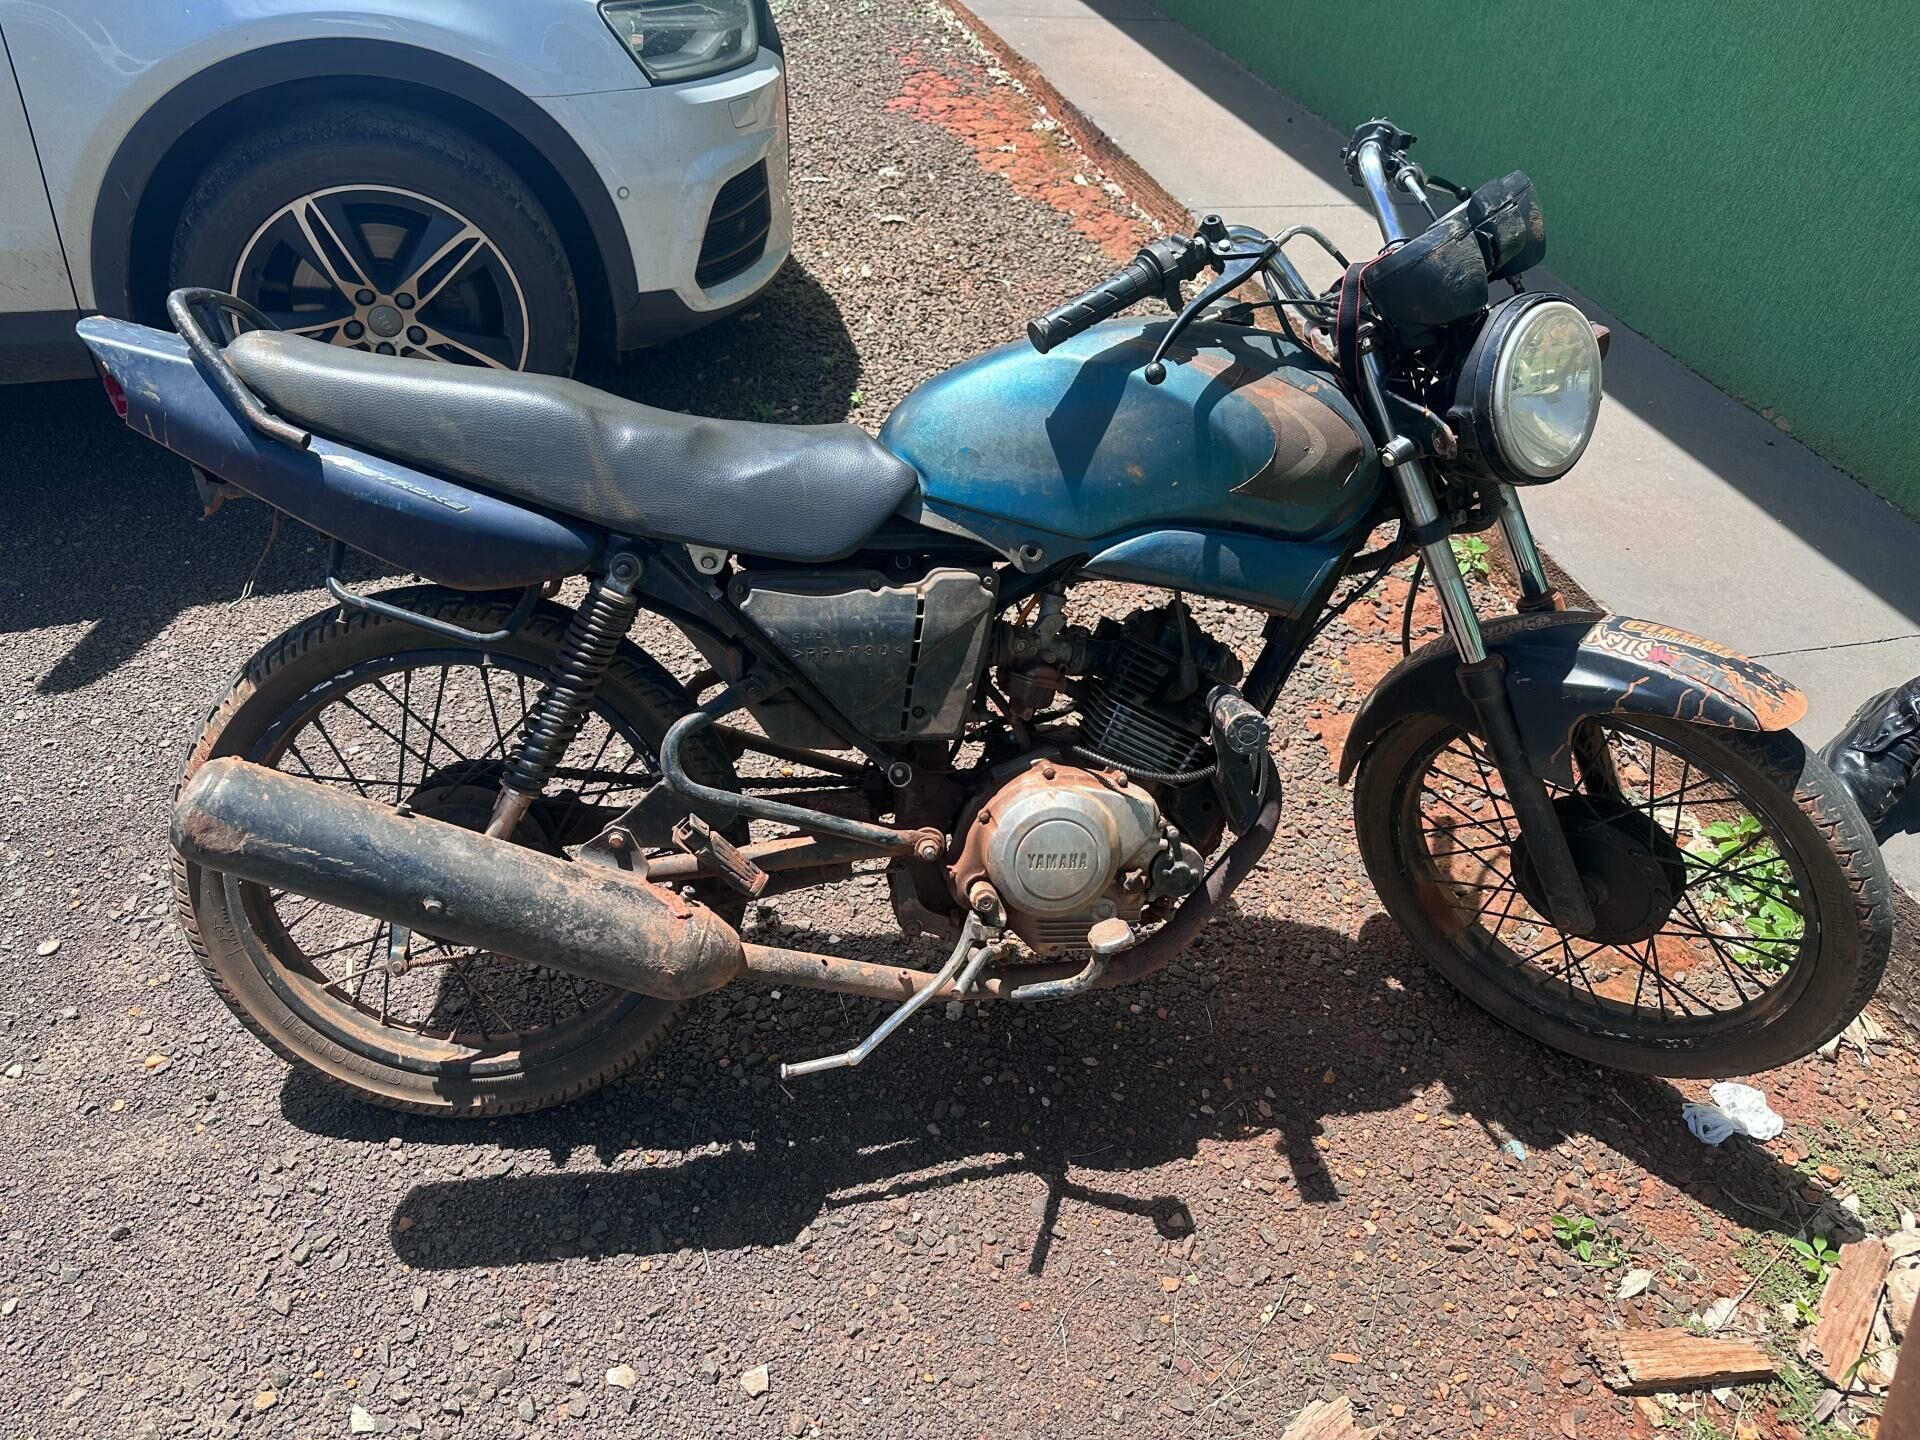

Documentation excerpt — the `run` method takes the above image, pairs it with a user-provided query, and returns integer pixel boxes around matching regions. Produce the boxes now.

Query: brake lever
[1142,238,1281,385]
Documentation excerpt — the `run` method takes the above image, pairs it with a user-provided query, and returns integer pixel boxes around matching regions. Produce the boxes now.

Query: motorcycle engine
[999,599,1243,778]
[949,758,1203,953]
[1077,606,1242,776]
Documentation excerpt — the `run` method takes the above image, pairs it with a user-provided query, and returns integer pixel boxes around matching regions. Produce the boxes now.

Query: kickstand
[780,916,998,1080]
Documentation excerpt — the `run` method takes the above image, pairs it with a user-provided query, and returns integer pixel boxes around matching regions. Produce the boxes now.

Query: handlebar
[1027,119,1429,361]
[1026,235,1206,353]
[1342,119,1428,246]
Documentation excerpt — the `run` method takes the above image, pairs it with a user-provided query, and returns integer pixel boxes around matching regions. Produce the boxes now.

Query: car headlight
[1450,294,1603,483]
[600,0,758,83]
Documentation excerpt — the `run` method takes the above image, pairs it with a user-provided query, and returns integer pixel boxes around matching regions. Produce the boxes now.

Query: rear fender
[76,316,600,591]
[1337,610,1807,786]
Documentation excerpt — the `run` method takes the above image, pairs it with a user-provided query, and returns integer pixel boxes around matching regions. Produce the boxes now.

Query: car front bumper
[539,50,791,350]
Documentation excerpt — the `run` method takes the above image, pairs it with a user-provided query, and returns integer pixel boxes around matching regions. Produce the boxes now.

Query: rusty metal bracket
[660,680,926,854]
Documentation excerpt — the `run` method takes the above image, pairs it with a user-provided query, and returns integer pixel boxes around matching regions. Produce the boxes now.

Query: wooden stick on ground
[1802,1239,1893,1387]
[1583,1328,1776,1395]
[1280,1395,1385,1440]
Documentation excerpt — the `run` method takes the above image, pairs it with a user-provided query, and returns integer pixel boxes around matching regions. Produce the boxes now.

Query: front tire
[170,103,579,374]
[1354,711,1892,1077]
[174,591,737,1116]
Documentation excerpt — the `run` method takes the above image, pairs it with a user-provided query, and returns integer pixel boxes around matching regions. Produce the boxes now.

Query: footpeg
[780,916,997,1080]
[672,814,768,897]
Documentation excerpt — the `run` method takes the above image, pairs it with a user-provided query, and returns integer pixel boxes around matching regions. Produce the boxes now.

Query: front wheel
[1354,712,1891,1077]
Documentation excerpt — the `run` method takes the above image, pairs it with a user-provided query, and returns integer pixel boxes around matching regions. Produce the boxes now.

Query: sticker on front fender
[1581,617,1807,731]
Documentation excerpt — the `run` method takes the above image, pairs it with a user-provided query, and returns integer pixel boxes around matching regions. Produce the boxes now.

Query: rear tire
[1354,711,1892,1077]
[169,103,579,374]
[174,591,737,1116]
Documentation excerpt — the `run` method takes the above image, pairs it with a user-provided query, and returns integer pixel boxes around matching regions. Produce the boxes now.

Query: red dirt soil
[891,55,1152,264]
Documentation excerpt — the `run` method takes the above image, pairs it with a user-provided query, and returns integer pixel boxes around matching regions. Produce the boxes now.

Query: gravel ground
[1,4,1915,1438]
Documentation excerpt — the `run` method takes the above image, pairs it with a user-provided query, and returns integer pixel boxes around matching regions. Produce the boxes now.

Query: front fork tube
[1361,355,1598,935]
[1493,484,1623,799]
[1492,483,1556,610]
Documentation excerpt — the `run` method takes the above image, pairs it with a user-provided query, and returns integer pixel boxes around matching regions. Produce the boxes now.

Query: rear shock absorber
[484,551,645,840]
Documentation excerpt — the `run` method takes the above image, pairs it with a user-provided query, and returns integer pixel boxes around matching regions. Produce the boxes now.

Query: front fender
[1337,611,1807,786]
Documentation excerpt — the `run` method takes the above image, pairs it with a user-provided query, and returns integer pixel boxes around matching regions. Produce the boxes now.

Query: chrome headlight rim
[600,0,760,85]
[1453,292,1603,485]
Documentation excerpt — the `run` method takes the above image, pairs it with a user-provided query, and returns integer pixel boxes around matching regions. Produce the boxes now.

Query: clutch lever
[1142,238,1281,385]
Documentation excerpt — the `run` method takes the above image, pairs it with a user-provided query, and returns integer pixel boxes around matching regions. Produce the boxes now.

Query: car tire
[170,103,579,374]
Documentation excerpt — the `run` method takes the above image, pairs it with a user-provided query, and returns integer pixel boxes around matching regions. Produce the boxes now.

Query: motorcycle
[81,120,1891,1116]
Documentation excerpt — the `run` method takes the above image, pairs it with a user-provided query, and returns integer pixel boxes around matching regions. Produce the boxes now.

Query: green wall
[1152,1,1920,513]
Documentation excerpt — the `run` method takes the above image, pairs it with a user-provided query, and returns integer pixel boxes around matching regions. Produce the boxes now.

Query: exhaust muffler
[173,758,743,1000]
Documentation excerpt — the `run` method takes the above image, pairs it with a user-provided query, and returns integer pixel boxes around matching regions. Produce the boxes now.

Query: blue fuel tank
[880,318,1382,550]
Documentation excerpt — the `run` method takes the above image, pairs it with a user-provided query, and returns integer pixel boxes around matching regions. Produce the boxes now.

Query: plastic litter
[1500,1139,1528,1163]
[1682,1082,1784,1145]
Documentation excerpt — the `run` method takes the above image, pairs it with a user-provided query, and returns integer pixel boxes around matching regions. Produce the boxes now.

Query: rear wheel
[174,591,739,1115]
[170,104,579,374]
[1354,712,1891,1076]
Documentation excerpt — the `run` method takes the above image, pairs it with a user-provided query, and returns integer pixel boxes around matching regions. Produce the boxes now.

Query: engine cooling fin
[1075,603,1240,780]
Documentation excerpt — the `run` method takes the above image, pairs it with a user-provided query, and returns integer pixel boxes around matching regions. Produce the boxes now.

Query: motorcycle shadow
[280,911,1832,1276]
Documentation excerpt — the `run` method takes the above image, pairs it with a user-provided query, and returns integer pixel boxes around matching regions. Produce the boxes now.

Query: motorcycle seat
[223,331,919,564]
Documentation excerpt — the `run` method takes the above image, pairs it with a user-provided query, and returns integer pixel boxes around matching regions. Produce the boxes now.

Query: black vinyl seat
[224,331,919,563]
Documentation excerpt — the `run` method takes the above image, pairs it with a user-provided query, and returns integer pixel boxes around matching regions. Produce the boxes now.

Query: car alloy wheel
[231,184,531,369]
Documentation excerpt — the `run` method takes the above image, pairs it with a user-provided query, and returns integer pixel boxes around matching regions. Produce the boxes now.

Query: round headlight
[1492,299,1602,478]
[1451,294,1603,484]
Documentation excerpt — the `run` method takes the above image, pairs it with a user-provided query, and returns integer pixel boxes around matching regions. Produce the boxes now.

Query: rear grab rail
[165,288,312,452]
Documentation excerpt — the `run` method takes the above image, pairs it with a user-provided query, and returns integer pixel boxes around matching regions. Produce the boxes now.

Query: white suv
[0,0,791,380]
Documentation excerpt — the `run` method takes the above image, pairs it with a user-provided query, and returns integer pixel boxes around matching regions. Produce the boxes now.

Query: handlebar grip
[1027,254,1165,354]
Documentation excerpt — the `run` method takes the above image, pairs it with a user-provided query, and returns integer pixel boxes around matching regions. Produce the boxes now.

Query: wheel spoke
[309,718,373,797]
[1677,897,1764,1002]
[267,313,355,345]
[317,958,389,996]
[367,672,472,774]
[1659,918,1797,962]
[394,219,490,311]
[448,960,518,1037]
[351,927,382,1003]
[334,693,445,781]
[280,897,323,932]
[284,197,370,298]
[395,665,412,804]
[1409,716,1813,1037]
[425,667,452,779]
[1420,784,1515,841]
